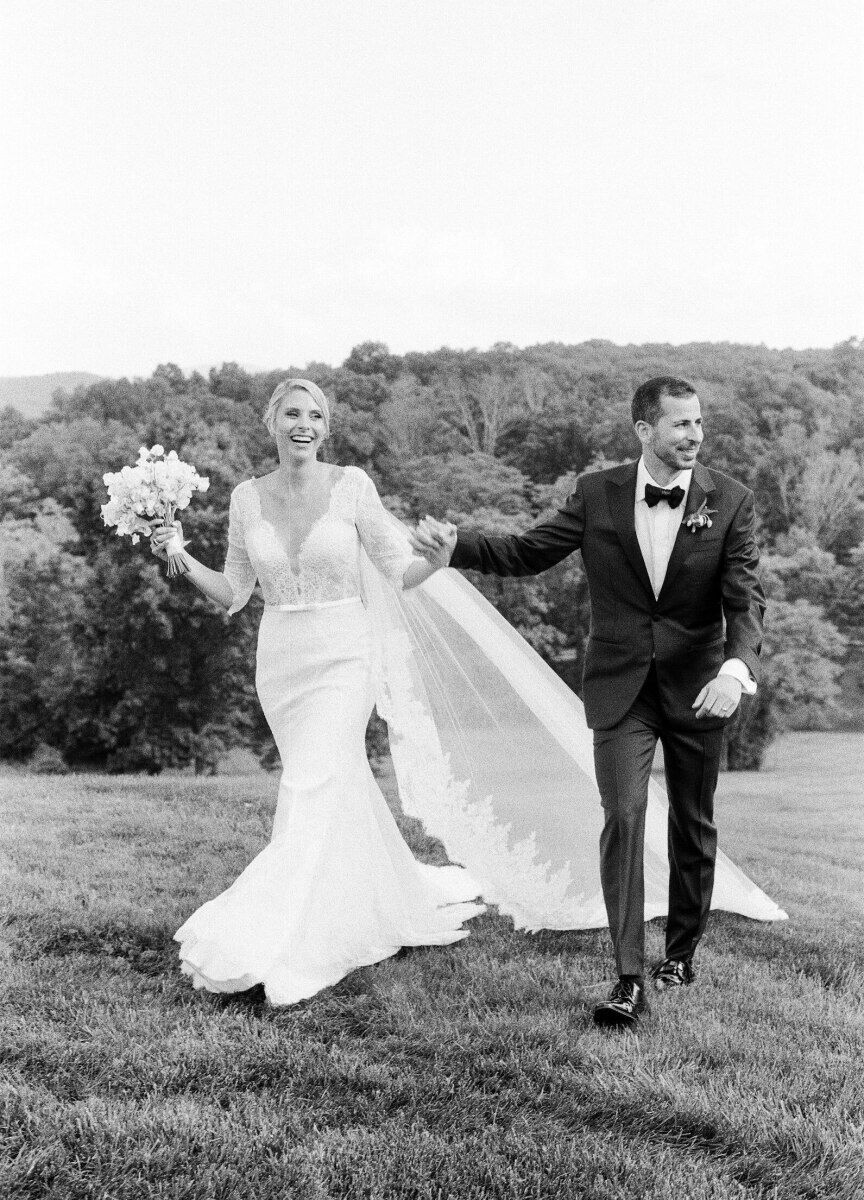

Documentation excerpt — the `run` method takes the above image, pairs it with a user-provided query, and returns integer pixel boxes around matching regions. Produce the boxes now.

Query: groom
[410,377,765,1029]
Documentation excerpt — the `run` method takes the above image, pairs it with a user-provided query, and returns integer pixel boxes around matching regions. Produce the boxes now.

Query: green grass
[1,733,863,1199]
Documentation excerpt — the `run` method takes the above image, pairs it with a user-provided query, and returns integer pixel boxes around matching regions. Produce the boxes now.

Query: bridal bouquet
[101,445,209,576]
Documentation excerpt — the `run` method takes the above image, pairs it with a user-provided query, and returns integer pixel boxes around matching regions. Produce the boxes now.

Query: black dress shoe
[592,979,647,1029]
[651,957,695,991]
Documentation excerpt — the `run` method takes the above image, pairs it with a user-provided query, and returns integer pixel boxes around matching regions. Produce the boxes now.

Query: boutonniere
[684,500,717,532]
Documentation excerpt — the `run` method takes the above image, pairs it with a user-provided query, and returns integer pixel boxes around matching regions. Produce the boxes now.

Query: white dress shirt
[635,457,756,694]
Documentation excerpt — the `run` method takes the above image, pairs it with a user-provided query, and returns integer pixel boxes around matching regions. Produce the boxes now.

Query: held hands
[408,516,457,570]
[692,673,743,720]
[149,520,184,561]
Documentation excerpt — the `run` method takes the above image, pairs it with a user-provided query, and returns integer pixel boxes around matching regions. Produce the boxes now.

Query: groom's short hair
[632,377,697,426]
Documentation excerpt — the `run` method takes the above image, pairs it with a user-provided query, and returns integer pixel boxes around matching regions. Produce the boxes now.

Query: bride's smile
[275,392,328,461]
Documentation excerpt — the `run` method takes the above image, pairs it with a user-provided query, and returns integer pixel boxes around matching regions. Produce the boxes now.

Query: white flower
[684,501,717,533]
[100,444,209,546]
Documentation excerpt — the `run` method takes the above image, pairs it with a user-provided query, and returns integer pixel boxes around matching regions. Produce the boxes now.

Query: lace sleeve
[355,470,415,590]
[224,484,257,615]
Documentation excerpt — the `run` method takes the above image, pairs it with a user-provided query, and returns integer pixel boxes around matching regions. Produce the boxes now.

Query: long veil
[361,520,787,931]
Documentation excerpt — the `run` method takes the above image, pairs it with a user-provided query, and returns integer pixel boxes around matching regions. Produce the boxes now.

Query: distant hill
[0,373,104,419]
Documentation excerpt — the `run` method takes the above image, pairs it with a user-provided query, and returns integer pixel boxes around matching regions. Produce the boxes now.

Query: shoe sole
[592,1007,642,1029]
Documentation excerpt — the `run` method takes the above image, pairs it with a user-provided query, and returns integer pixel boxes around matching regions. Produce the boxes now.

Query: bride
[152,378,785,1007]
[150,378,484,1005]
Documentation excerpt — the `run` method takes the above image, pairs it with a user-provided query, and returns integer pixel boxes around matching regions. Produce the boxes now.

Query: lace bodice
[223,465,415,613]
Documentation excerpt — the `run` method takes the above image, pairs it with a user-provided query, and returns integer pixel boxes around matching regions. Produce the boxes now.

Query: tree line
[1,337,863,773]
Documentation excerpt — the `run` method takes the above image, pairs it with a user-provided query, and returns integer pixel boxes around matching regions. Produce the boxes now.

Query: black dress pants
[592,664,725,978]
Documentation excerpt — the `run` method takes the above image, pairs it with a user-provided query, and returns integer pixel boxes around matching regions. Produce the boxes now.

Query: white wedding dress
[174,466,485,1005]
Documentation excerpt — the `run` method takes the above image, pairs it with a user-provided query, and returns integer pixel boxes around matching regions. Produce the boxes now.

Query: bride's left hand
[409,516,457,568]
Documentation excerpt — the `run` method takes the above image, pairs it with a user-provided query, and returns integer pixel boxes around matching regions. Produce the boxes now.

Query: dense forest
[2,337,863,774]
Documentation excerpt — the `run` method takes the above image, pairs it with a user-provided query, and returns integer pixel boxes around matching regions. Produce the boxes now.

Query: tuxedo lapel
[657,462,716,601]
[605,462,655,603]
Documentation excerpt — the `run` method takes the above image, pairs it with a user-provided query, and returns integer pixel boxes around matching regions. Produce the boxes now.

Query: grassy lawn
[1,733,862,1199]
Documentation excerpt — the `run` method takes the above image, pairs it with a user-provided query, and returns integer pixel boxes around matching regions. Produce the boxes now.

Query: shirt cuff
[719,658,757,695]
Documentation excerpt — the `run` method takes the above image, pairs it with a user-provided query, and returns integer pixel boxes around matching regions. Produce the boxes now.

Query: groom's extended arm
[720,489,766,683]
[450,483,586,576]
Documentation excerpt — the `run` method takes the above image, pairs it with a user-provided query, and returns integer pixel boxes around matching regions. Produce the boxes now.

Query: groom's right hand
[409,516,457,567]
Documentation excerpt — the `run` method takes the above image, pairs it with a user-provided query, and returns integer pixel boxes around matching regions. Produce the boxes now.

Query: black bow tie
[644,483,685,509]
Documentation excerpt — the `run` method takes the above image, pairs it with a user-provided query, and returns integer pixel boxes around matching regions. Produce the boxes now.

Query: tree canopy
[2,336,862,771]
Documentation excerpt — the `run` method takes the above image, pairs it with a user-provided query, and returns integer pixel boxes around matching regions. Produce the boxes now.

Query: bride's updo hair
[264,378,331,437]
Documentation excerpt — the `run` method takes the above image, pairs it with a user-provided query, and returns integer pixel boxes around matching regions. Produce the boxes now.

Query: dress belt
[265,595,364,613]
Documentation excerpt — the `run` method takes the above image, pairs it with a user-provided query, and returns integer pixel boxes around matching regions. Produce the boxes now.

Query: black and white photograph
[1,2,862,1197]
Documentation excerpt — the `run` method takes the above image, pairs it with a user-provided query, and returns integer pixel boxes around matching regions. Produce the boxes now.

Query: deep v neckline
[252,468,349,576]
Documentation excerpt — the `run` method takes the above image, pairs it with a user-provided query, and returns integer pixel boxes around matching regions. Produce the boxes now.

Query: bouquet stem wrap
[162,503,191,577]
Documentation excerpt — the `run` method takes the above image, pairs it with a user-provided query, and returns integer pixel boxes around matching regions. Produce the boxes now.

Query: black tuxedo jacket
[451,460,766,731]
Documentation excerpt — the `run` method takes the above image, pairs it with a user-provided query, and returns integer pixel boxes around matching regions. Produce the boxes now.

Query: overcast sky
[1,0,862,378]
